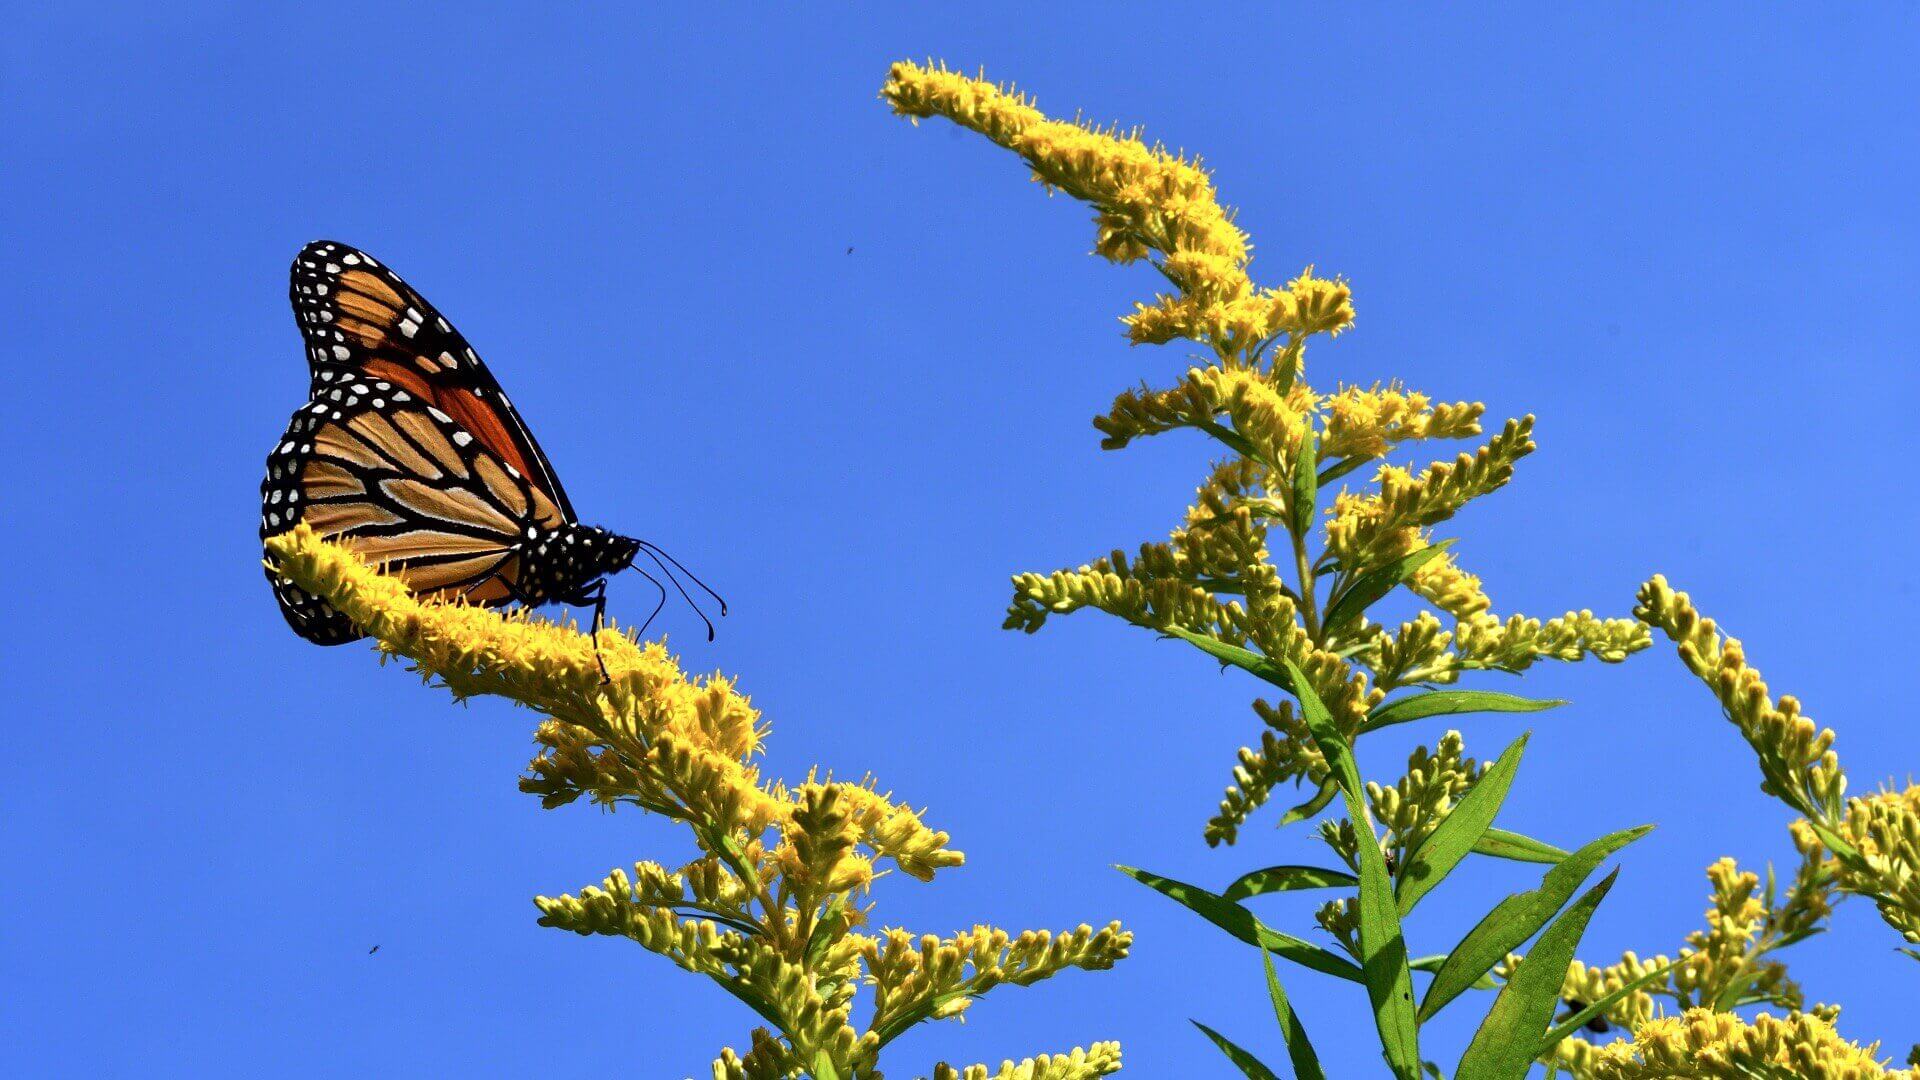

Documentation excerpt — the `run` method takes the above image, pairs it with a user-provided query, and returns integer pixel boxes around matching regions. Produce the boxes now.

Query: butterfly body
[261,241,645,646]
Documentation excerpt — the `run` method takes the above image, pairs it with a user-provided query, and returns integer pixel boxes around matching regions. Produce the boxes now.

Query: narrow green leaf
[1287,660,1421,1078]
[1899,947,1920,963]
[1422,1065,1446,1080]
[1472,827,1570,865]
[1226,864,1359,901]
[1193,418,1266,464]
[1317,456,1368,487]
[1165,626,1292,689]
[1291,428,1319,537]
[1362,690,1565,735]
[1397,733,1530,915]
[806,895,847,969]
[811,1051,843,1080]
[1410,955,1497,989]
[1321,539,1455,634]
[1277,779,1338,827]
[1533,961,1674,1057]
[1118,865,1364,983]
[1262,949,1327,1080]
[1458,869,1620,1080]
[1193,1021,1282,1080]
[1420,825,1652,1023]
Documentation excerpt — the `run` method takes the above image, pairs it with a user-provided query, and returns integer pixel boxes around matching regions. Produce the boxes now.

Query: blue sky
[5,5,1917,1076]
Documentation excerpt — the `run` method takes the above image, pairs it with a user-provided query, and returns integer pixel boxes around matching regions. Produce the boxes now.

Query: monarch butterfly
[260,241,719,667]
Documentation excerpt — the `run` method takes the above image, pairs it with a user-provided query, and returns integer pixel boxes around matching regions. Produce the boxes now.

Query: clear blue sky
[5,6,1916,1076]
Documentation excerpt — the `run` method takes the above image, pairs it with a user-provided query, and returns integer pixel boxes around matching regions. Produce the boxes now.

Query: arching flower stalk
[265,525,1129,1080]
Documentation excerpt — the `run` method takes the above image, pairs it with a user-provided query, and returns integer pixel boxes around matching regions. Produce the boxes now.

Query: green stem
[1293,525,1322,642]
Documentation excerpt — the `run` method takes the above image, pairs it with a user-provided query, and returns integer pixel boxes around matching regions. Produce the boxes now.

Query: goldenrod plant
[884,60,1659,1079]
[264,525,1131,1080]
[1527,580,1920,1076]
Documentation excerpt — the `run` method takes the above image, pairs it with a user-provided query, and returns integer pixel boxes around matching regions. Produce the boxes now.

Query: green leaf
[1362,690,1565,736]
[1118,865,1364,983]
[806,895,847,969]
[1457,869,1620,1080]
[1317,456,1368,488]
[1262,949,1327,1080]
[1396,732,1529,915]
[1165,627,1291,689]
[1420,825,1651,1023]
[1532,960,1674,1057]
[1292,428,1319,537]
[1226,864,1360,901]
[1899,947,1920,963]
[1193,1021,1282,1080]
[1287,660,1421,1078]
[1472,827,1570,865]
[1277,779,1338,827]
[1410,955,1497,989]
[1321,540,1455,634]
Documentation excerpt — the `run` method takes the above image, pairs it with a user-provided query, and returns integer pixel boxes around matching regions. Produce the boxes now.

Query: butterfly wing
[267,241,579,644]
[288,240,576,521]
[262,395,570,643]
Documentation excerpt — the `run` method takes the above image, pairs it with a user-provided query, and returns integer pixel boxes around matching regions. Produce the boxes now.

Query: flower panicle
[268,527,1121,1072]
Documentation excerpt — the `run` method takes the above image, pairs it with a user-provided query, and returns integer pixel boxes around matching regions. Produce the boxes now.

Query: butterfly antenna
[628,561,670,644]
[636,540,728,616]
[636,544,718,641]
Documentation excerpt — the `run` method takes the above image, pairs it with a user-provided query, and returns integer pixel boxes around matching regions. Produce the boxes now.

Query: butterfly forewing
[287,240,575,519]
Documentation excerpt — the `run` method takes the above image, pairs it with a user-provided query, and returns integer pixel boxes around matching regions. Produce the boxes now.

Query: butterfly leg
[587,580,612,684]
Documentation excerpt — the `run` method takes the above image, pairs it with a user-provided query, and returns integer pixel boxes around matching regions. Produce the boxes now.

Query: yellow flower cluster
[1549,846,1836,1067]
[926,1043,1124,1080]
[1635,576,1846,818]
[1366,730,1483,863]
[264,526,1130,1078]
[1407,548,1492,619]
[1829,786,1920,943]
[880,60,1245,272]
[1320,383,1485,462]
[1323,417,1537,572]
[1452,609,1651,671]
[1551,1009,1913,1080]
[1637,575,1920,944]
[882,61,1359,367]
[1095,365,1316,459]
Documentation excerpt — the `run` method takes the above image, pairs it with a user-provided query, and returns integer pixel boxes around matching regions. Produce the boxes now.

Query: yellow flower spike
[1324,416,1538,571]
[1637,576,1920,943]
[1451,609,1650,673]
[884,60,1262,361]
[1406,545,1493,620]
[1551,1009,1913,1080]
[1363,731,1483,864]
[1276,268,1356,338]
[1320,382,1486,462]
[1636,575,1848,819]
[1831,785,1920,943]
[270,524,1124,1072]
[928,1042,1125,1080]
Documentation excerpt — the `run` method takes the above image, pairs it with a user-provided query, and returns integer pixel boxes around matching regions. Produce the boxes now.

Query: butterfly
[260,241,719,668]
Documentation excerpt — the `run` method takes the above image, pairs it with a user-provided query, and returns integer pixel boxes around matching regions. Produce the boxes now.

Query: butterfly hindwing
[261,392,569,643]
